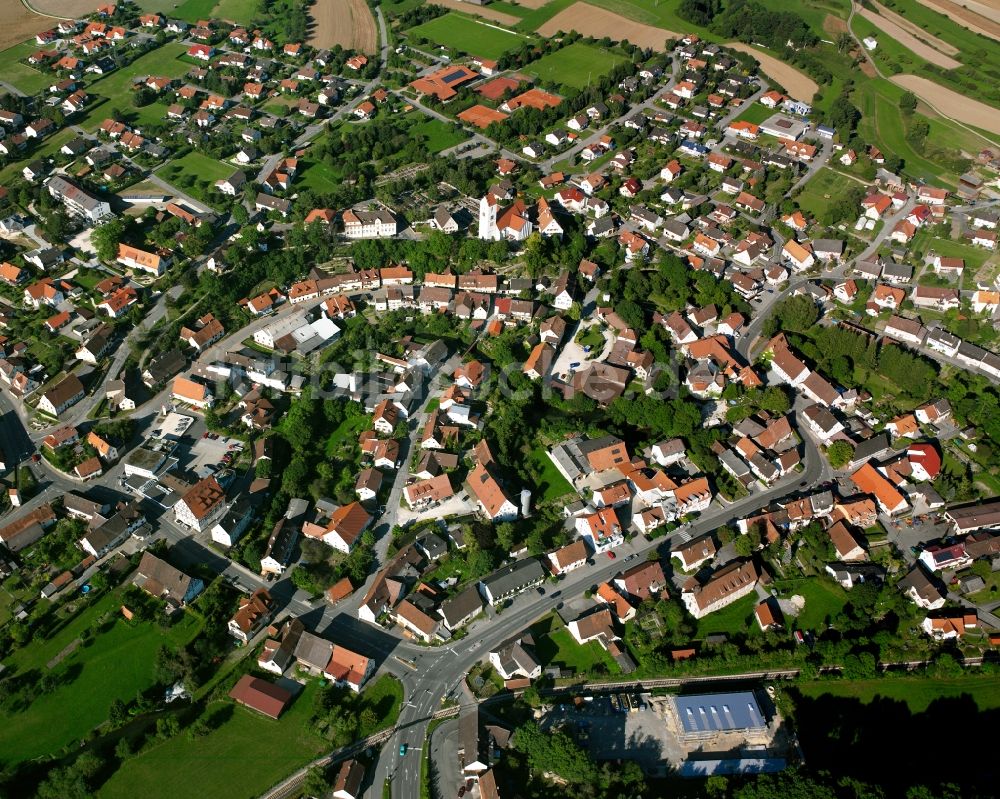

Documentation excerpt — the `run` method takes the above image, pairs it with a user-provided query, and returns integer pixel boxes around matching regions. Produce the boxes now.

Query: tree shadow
[788,689,1000,796]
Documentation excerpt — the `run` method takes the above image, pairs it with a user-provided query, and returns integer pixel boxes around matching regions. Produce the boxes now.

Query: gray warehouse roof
[674,691,767,734]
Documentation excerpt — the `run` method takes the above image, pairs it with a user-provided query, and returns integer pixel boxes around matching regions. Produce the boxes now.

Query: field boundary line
[20,0,69,21]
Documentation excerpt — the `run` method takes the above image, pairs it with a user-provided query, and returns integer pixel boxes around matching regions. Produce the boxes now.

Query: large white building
[342,208,397,239]
[45,175,112,222]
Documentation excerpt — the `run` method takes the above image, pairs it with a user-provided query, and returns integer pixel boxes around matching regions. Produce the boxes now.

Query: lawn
[535,628,620,677]
[0,42,58,95]
[406,13,525,60]
[575,325,605,350]
[695,592,759,638]
[211,0,260,24]
[734,102,779,126]
[156,151,236,207]
[526,445,574,502]
[99,681,326,799]
[525,43,628,91]
[795,167,864,219]
[410,117,467,153]
[0,591,202,764]
[911,230,992,273]
[795,674,1000,713]
[76,43,192,132]
[772,576,848,630]
[323,411,369,459]
[297,158,344,195]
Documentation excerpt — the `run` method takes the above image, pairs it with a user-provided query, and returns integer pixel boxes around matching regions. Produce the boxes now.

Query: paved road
[255,6,390,187]
[369,429,827,798]
[537,54,681,175]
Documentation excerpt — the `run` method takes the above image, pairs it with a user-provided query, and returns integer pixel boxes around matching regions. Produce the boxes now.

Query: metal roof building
[673,691,768,736]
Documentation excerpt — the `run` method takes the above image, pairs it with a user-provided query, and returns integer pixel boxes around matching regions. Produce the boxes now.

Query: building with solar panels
[671,691,771,741]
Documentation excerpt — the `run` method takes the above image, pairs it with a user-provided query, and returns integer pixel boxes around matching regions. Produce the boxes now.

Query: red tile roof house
[229,675,291,719]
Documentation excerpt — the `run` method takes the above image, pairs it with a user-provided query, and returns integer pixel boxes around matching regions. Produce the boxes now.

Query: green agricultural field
[172,0,222,23]
[99,682,326,799]
[756,0,849,38]
[853,79,964,186]
[514,0,577,32]
[211,0,260,25]
[795,167,865,219]
[410,117,466,153]
[795,674,1000,713]
[525,42,628,90]
[0,591,201,764]
[593,0,713,37]
[406,13,525,60]
[157,151,236,207]
[77,43,192,132]
[489,1,529,17]
[0,42,57,95]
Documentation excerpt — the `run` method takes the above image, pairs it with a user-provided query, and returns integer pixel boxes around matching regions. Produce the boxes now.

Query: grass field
[297,158,344,195]
[588,0,710,38]
[525,42,628,90]
[695,592,758,638]
[911,230,993,272]
[535,627,620,676]
[157,151,236,207]
[795,674,1000,713]
[0,591,201,764]
[795,167,865,218]
[526,445,574,502]
[772,576,848,630]
[854,80,960,185]
[99,681,326,799]
[734,102,782,126]
[172,0,222,23]
[0,42,58,95]
[406,13,525,60]
[410,117,467,153]
[77,43,191,132]
[514,0,577,32]
[211,0,260,24]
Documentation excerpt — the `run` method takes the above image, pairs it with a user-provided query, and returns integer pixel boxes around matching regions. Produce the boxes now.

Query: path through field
[917,0,1000,41]
[891,74,1000,135]
[26,0,99,17]
[308,0,377,53]
[537,2,679,51]
[857,5,961,69]
[724,42,819,102]
[432,0,521,26]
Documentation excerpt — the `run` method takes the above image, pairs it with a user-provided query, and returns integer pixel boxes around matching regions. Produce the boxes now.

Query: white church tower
[478,193,500,241]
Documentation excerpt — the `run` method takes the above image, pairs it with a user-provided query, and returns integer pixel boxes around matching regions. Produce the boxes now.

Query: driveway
[551,321,606,380]
[395,491,478,526]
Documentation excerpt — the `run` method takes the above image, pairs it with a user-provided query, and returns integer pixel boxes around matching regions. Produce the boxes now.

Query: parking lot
[542,695,684,774]
[180,431,245,477]
[550,322,609,381]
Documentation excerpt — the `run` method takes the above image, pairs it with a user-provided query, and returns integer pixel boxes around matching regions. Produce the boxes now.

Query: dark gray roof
[480,558,545,600]
[440,584,483,628]
[674,691,768,734]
